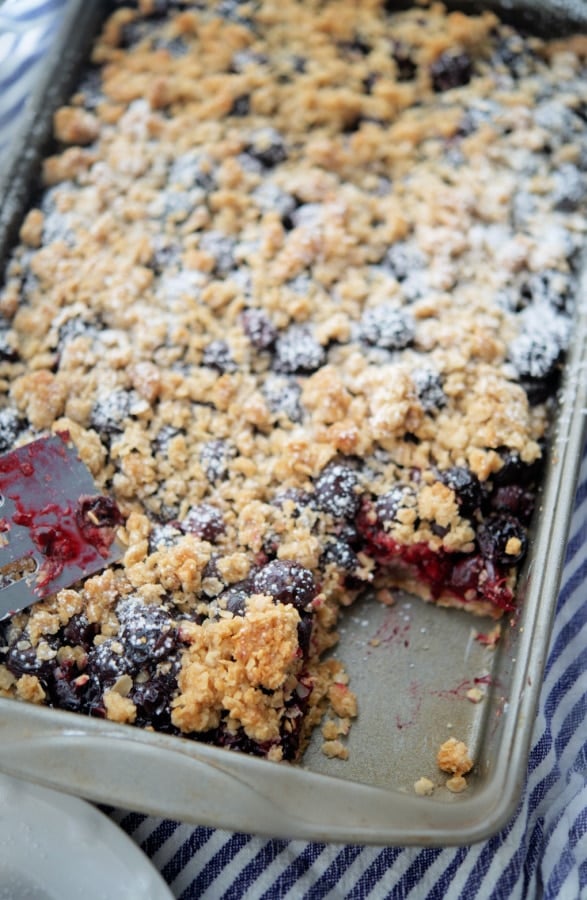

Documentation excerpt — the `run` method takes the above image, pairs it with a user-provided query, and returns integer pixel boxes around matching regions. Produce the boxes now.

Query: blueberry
[288,203,322,230]
[216,0,255,27]
[490,485,535,524]
[202,339,237,373]
[148,522,183,553]
[231,49,269,72]
[430,51,473,92]
[0,407,25,453]
[391,40,417,81]
[314,460,361,519]
[90,389,133,438]
[240,308,277,349]
[200,439,234,483]
[251,559,317,610]
[477,513,527,566]
[273,325,326,374]
[182,503,225,541]
[217,727,270,757]
[85,638,130,686]
[507,329,564,402]
[132,673,177,731]
[338,35,371,56]
[412,367,446,413]
[552,164,586,212]
[440,467,482,519]
[245,128,288,168]
[286,273,313,295]
[152,424,184,455]
[160,189,197,221]
[291,55,307,73]
[168,152,215,192]
[119,20,151,49]
[76,65,105,111]
[375,483,417,525]
[202,553,223,581]
[360,305,415,350]
[321,538,358,570]
[262,374,304,423]
[50,664,87,712]
[385,241,426,282]
[117,597,178,670]
[152,35,188,57]
[230,94,250,116]
[199,231,236,275]
[509,331,561,379]
[56,316,98,353]
[216,583,250,616]
[272,487,313,514]
[362,72,379,95]
[0,327,19,362]
[77,495,124,534]
[150,239,182,274]
[492,34,532,78]
[518,270,575,314]
[62,614,98,652]
[337,521,360,546]
[5,640,54,683]
[158,503,181,524]
[252,183,298,221]
[296,617,313,660]
[493,448,543,489]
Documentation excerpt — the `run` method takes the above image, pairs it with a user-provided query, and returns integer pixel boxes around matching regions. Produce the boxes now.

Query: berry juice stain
[368,605,411,652]
[0,435,124,597]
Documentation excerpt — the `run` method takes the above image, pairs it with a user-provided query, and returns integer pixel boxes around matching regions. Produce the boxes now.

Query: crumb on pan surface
[437,737,474,776]
[414,776,435,797]
[0,0,586,762]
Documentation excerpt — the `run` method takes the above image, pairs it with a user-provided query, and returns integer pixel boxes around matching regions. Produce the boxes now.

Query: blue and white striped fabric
[2,4,587,897]
[105,439,587,898]
[0,0,67,159]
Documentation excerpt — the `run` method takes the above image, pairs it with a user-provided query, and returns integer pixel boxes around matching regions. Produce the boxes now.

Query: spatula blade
[0,433,125,620]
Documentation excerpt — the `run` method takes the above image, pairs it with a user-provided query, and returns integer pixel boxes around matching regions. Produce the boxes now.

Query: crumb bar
[0,0,585,761]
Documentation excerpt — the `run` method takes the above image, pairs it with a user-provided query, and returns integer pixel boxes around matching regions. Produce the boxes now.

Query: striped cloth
[1,4,586,896]
[0,0,67,159]
[107,440,587,899]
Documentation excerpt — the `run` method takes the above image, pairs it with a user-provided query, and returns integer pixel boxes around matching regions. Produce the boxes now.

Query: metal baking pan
[0,0,586,846]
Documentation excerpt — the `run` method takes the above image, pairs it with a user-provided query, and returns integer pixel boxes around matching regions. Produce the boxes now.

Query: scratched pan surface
[0,0,586,846]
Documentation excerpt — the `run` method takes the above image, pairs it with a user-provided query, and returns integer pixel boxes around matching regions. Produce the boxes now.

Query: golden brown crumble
[437,737,474,776]
[414,776,435,797]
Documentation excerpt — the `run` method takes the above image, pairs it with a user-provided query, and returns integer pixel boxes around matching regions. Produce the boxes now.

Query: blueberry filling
[356,501,518,611]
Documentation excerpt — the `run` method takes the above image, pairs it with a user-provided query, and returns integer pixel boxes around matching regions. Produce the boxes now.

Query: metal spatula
[0,432,124,621]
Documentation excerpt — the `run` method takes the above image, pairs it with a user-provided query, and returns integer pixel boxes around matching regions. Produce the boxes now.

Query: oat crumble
[0,0,585,762]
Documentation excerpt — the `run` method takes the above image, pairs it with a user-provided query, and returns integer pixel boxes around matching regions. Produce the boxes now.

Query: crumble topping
[0,0,585,762]
[414,776,435,797]
[171,594,301,741]
[438,737,473,793]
